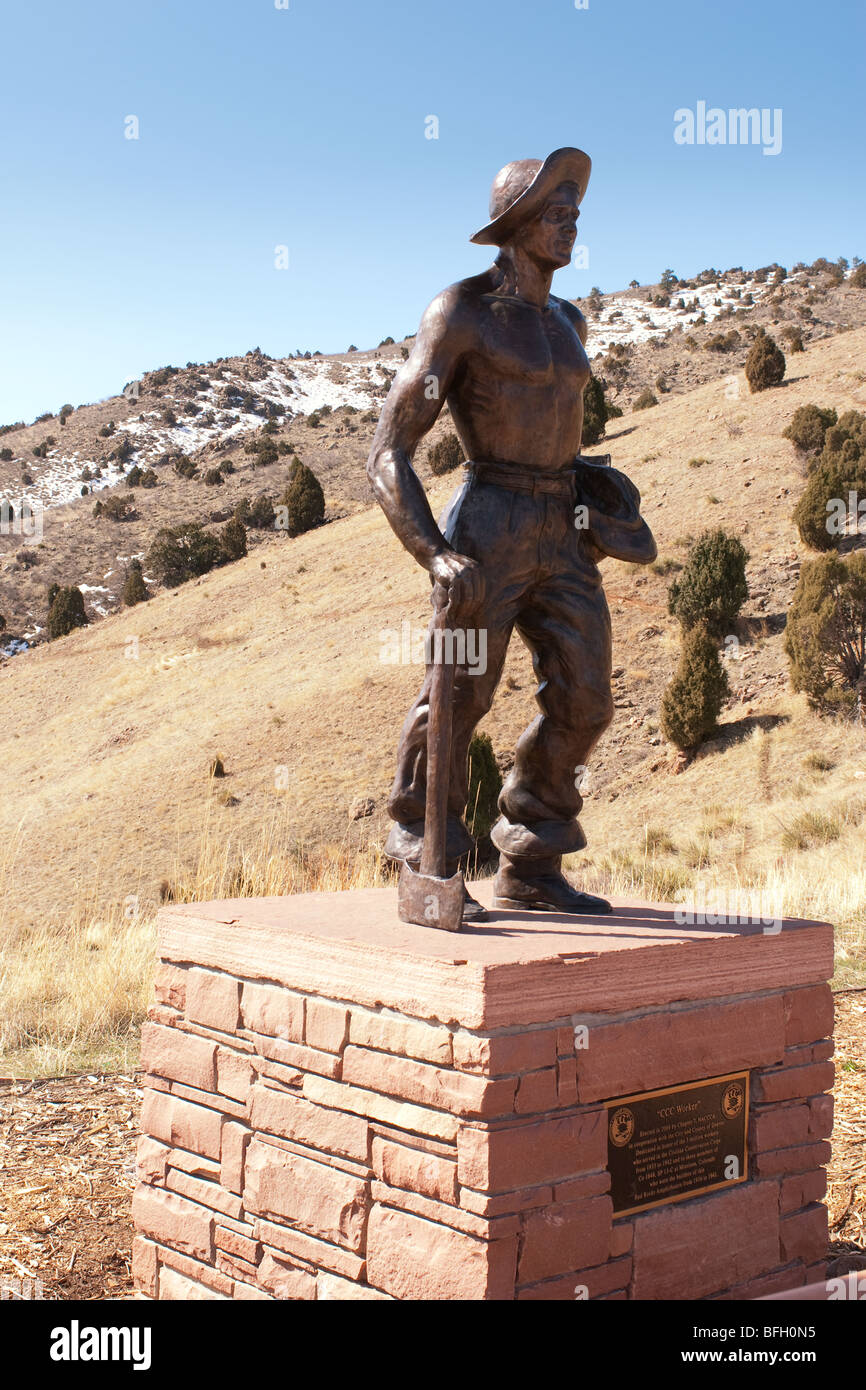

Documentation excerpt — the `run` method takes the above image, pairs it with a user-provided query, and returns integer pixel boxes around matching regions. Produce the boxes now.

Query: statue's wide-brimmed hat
[470,147,591,246]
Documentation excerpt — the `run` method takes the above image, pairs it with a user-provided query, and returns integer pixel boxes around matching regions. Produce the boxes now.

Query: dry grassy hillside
[0,328,863,897]
[1,325,865,1074]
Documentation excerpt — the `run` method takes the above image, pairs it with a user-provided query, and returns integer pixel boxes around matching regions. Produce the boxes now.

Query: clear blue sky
[1,0,863,423]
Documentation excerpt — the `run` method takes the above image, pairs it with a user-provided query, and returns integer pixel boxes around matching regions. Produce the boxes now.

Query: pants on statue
[385,471,614,868]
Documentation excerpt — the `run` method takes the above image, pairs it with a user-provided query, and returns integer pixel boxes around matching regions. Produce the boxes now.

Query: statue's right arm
[366,289,484,613]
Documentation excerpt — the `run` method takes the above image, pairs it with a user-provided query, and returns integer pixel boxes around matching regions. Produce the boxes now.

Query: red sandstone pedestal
[132,883,834,1301]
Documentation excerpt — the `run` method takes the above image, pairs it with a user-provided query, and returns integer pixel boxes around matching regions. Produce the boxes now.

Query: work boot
[494,854,612,915]
[462,885,489,923]
[439,858,488,923]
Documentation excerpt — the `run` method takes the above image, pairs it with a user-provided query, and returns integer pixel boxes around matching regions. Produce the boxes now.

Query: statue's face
[513,182,581,270]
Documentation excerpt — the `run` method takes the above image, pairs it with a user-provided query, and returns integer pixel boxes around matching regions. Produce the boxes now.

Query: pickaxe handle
[419,584,455,879]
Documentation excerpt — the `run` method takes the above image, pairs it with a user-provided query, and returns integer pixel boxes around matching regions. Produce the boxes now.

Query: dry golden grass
[161,800,395,903]
[0,890,155,1079]
[3,786,863,1077]
[578,708,866,985]
[0,804,394,1077]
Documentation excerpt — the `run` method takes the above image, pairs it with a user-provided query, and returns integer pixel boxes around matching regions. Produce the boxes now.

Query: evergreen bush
[47,586,88,639]
[783,405,837,455]
[582,376,623,446]
[668,529,749,637]
[793,411,866,551]
[466,732,502,840]
[428,433,463,475]
[220,516,248,561]
[660,626,729,750]
[280,462,325,536]
[122,560,149,607]
[744,328,786,392]
[147,523,224,587]
[784,552,866,715]
[174,455,198,480]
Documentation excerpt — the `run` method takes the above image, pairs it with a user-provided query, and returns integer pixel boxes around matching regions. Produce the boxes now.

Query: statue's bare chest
[468,295,590,391]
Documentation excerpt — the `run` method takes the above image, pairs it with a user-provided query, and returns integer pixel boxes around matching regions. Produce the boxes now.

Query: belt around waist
[464,460,576,499]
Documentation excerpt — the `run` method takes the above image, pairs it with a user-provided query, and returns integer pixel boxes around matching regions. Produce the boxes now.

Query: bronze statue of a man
[367,148,656,923]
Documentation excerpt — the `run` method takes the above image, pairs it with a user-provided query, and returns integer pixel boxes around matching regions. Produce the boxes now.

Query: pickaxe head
[397,860,465,932]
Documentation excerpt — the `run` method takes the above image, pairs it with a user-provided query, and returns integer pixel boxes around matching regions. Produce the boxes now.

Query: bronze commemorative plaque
[605,1072,749,1217]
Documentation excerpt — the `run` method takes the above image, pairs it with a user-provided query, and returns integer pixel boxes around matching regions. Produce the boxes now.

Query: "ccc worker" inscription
[604,1072,749,1217]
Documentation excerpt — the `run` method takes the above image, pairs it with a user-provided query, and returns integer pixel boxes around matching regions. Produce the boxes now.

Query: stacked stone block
[133,893,834,1300]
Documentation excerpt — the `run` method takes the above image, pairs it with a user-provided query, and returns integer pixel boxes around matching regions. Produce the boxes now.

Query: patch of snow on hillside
[1,637,30,657]
[586,277,769,359]
[79,583,114,617]
[120,411,233,458]
[0,453,129,512]
[113,356,395,461]
[3,621,43,656]
[272,358,392,414]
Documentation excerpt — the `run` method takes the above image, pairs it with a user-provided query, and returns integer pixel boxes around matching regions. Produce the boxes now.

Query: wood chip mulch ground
[0,1073,139,1301]
[0,997,863,1301]
[824,993,866,1278]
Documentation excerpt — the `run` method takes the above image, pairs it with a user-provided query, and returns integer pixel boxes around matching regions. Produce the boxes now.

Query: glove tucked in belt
[574,454,657,565]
